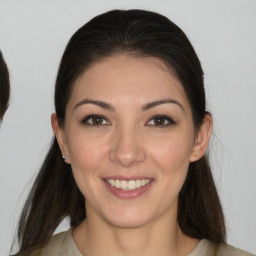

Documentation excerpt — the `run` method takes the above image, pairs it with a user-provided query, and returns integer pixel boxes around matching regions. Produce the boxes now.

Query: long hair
[0,50,10,120]
[13,9,226,255]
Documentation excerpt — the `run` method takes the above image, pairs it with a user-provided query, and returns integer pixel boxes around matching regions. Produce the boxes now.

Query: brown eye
[153,117,167,125]
[147,115,175,127]
[81,115,110,126]
[91,116,104,125]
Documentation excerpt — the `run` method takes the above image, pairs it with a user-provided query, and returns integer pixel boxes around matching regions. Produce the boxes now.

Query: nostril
[109,145,146,167]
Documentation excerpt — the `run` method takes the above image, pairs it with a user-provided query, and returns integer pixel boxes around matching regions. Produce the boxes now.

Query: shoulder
[40,229,82,256]
[190,239,255,256]
[32,229,80,256]
[217,242,255,256]
[15,231,69,256]
[41,230,67,256]
[40,229,70,256]
[21,229,81,256]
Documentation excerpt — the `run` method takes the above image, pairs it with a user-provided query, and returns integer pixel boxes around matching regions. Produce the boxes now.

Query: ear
[190,113,212,162]
[51,113,71,164]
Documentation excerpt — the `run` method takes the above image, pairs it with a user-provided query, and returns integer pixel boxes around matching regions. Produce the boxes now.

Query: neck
[73,209,198,256]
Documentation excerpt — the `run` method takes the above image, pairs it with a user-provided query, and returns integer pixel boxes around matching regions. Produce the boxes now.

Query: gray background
[0,0,255,255]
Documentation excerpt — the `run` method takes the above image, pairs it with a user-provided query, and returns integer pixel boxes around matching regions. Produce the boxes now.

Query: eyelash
[80,114,176,127]
[146,115,176,127]
[81,115,110,126]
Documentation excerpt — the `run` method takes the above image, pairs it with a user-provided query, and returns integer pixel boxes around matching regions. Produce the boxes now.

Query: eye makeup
[146,115,176,128]
[80,114,110,126]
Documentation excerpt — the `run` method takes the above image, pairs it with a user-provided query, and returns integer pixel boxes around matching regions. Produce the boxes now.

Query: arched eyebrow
[74,99,115,111]
[142,99,184,112]
[74,98,184,112]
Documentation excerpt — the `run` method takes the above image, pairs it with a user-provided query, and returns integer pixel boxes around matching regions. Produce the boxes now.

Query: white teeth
[136,180,142,188]
[106,179,151,191]
[115,180,120,188]
[120,180,127,190]
[128,180,136,190]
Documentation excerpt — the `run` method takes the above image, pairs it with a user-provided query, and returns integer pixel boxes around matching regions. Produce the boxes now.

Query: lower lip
[103,180,153,199]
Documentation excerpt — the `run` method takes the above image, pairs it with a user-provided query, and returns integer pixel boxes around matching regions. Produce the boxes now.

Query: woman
[13,9,254,256]
[0,50,10,120]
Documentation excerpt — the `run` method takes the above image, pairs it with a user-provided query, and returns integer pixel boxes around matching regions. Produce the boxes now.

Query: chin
[109,217,150,229]
[103,208,153,229]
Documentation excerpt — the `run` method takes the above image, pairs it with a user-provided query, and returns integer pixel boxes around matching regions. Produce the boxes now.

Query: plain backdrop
[0,0,255,255]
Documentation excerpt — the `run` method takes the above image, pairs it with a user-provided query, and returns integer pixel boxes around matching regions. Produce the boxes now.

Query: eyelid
[81,114,110,126]
[80,114,175,127]
[146,115,176,127]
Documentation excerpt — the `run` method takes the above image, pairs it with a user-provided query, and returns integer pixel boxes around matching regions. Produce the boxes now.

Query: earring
[62,155,68,161]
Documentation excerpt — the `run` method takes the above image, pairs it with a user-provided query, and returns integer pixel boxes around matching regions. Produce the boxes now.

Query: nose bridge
[109,122,146,167]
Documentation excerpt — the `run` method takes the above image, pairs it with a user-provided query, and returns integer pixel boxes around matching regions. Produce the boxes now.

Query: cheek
[66,131,108,189]
[150,135,193,203]
[67,128,106,165]
[150,133,194,171]
[149,129,194,193]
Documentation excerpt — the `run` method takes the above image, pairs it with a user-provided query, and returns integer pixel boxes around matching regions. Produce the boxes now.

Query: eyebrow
[74,98,184,112]
[142,99,184,111]
[74,99,115,111]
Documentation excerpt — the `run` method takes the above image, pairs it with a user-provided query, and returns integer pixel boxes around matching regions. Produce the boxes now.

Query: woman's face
[53,55,210,228]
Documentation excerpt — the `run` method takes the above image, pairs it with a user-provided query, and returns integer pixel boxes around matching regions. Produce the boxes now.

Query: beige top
[31,229,254,256]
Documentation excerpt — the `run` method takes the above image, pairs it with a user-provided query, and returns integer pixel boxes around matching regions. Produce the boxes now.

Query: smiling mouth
[105,179,151,191]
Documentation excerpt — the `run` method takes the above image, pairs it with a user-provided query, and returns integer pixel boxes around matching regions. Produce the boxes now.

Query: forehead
[68,54,190,110]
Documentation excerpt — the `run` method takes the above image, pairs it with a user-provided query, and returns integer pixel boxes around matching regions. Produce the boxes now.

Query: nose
[109,126,146,167]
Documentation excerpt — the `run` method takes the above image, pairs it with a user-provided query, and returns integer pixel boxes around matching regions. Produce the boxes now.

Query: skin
[52,54,212,256]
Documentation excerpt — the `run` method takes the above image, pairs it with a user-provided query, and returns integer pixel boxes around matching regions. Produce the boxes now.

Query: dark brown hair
[12,9,226,255]
[0,50,10,120]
